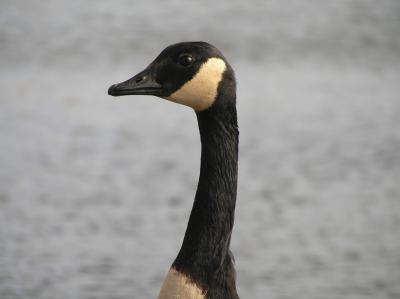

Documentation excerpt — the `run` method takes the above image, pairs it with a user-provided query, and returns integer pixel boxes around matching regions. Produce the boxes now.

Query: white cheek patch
[158,268,206,299]
[165,57,226,111]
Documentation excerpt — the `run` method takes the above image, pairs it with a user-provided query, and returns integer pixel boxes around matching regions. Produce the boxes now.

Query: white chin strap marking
[165,57,226,111]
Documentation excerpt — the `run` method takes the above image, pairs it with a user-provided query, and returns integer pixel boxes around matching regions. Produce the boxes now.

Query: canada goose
[108,42,239,299]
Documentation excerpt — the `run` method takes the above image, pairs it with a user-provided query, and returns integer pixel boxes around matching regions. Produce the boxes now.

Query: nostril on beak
[135,76,146,83]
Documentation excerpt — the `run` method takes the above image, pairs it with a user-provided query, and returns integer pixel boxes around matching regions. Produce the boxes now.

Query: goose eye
[178,54,194,67]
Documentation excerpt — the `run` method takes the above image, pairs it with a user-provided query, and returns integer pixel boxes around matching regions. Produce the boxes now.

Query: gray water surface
[1,1,400,298]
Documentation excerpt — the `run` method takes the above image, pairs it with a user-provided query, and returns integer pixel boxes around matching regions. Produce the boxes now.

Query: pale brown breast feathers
[157,268,206,299]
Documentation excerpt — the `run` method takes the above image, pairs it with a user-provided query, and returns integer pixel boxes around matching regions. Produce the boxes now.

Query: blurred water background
[1,1,400,298]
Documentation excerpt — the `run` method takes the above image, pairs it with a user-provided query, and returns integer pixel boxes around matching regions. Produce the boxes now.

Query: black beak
[108,67,163,97]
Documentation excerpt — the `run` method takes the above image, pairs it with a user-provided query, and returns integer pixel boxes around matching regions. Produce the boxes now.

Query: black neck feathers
[172,103,240,299]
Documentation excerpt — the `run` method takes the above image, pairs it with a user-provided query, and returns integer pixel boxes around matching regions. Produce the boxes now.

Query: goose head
[108,41,236,111]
